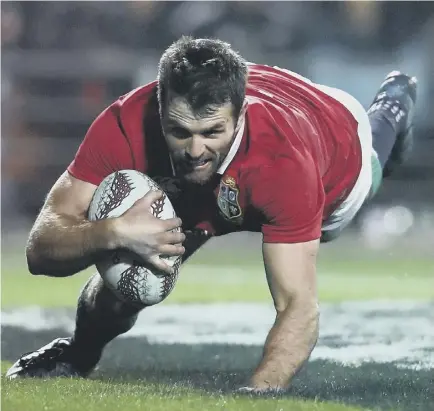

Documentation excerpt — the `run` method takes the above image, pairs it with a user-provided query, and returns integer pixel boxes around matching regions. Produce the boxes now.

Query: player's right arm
[26,171,113,277]
[26,105,185,278]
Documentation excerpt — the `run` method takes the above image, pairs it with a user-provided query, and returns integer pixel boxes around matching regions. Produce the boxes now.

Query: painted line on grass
[2,301,433,370]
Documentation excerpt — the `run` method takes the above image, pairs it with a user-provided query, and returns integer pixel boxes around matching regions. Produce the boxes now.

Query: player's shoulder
[99,80,159,136]
[245,63,312,113]
[112,80,158,115]
[245,63,325,111]
[247,63,315,86]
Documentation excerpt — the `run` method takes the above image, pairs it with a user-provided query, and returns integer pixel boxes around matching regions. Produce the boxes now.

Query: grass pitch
[1,362,374,411]
[1,244,430,411]
[2,248,433,308]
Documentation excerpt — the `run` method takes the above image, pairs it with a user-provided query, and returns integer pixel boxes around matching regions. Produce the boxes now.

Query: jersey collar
[217,102,247,175]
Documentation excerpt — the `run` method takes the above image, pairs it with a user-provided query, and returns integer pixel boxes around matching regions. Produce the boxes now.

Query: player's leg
[319,72,417,242]
[5,228,211,379]
[5,272,127,378]
[366,71,418,200]
[5,272,141,379]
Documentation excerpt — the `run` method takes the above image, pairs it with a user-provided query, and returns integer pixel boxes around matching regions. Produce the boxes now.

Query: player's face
[162,97,237,185]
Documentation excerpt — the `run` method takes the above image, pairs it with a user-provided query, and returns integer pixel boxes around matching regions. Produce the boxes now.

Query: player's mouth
[188,159,212,170]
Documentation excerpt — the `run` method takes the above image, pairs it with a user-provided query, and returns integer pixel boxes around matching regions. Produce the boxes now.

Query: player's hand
[113,190,185,274]
[235,386,284,396]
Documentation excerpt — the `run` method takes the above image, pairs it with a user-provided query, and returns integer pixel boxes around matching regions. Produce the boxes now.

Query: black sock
[369,111,398,169]
[71,273,140,372]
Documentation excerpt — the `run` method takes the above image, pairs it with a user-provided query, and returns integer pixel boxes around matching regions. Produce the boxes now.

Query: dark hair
[157,36,248,119]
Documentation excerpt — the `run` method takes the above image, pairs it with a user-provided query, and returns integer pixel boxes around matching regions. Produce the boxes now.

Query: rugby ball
[88,170,182,307]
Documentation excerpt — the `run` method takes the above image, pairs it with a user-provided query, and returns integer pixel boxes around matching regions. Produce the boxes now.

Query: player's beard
[174,152,222,186]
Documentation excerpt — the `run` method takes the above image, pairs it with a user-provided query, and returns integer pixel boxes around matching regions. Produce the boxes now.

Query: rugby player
[6,36,417,392]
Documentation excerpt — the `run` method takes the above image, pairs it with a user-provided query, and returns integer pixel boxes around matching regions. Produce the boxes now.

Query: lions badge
[217,175,243,224]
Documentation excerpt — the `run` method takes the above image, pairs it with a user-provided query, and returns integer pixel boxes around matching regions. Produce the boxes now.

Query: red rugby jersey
[68,64,361,243]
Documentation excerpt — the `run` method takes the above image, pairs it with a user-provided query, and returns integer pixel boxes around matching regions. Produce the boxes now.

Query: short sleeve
[249,156,325,243]
[67,105,134,186]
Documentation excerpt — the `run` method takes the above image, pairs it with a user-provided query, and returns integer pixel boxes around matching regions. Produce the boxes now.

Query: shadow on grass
[2,327,433,411]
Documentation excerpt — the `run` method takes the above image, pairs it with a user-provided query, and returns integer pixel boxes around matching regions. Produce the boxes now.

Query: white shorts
[316,84,374,234]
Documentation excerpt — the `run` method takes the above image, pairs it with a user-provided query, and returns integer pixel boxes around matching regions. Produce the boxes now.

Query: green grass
[1,249,420,411]
[1,362,373,411]
[2,249,433,307]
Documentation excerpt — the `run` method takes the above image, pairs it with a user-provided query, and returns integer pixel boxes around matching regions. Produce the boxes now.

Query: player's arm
[245,157,324,391]
[249,240,319,390]
[27,108,184,278]
[27,172,114,276]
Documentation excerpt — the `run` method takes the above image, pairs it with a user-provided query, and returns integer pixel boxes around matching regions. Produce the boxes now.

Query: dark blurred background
[2,1,434,253]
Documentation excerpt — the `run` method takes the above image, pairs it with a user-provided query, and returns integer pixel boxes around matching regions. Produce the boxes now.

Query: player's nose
[185,136,206,159]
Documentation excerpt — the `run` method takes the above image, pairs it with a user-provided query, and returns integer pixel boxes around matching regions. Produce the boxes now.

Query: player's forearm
[250,296,319,390]
[26,213,117,277]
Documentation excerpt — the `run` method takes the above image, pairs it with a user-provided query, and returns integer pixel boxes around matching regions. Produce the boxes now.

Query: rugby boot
[368,70,418,177]
[5,337,100,379]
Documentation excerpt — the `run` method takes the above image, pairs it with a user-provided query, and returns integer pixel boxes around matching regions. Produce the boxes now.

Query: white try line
[2,301,434,370]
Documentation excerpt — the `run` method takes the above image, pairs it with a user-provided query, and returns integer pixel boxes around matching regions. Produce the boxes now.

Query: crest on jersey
[217,175,243,223]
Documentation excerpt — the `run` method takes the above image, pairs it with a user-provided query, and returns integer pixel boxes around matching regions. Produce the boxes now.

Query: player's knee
[79,273,141,317]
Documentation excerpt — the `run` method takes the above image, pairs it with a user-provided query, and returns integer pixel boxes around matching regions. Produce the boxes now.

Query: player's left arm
[246,156,324,391]
[249,239,320,390]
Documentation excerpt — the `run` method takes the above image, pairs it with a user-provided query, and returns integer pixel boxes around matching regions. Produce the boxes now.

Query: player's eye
[202,129,223,138]
[170,127,191,140]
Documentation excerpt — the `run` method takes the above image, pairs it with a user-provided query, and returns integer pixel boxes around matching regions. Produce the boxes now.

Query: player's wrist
[97,218,122,251]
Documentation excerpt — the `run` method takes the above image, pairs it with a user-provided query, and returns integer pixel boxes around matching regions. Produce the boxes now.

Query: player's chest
[214,174,246,226]
[212,173,262,233]
[174,173,261,235]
